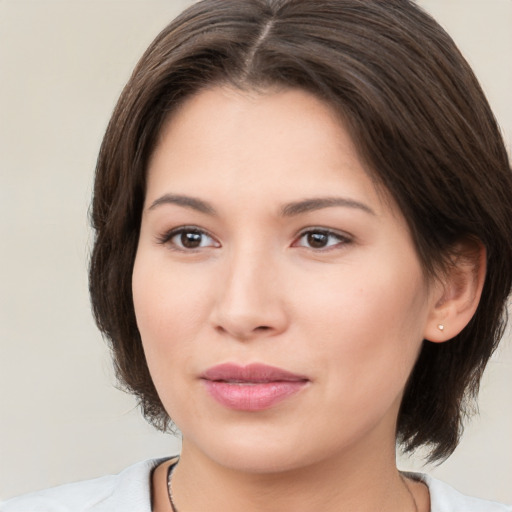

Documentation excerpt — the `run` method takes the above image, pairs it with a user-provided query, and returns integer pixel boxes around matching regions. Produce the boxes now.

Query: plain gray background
[1,0,511,502]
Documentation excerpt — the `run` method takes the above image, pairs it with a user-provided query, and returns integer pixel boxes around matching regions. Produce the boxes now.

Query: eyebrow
[148,193,375,217]
[148,194,217,215]
[281,197,375,217]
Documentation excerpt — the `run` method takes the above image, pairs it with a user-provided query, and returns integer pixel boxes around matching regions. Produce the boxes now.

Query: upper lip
[201,363,309,383]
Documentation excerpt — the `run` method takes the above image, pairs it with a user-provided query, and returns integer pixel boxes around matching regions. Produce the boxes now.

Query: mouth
[200,363,309,411]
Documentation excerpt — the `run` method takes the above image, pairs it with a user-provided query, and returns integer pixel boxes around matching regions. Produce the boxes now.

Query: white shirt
[1,459,511,511]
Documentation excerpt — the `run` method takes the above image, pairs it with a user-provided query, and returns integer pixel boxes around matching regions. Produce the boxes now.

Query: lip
[200,363,309,411]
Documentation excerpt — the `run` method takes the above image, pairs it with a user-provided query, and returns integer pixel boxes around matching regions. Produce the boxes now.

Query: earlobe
[424,239,486,343]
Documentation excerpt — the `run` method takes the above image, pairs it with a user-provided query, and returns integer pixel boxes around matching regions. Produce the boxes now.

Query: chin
[211,444,311,474]
[182,424,317,474]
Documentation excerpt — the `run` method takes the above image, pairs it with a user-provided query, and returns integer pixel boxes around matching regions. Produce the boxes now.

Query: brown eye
[295,229,350,250]
[307,232,329,248]
[162,228,220,250]
[180,231,203,248]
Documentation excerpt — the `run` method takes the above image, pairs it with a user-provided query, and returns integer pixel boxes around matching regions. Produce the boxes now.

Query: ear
[424,238,486,343]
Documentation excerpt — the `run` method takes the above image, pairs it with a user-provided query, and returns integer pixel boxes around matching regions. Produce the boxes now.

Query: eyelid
[292,227,353,250]
[156,225,221,250]
[155,225,352,251]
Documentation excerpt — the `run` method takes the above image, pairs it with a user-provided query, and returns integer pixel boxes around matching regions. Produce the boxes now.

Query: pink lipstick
[201,363,309,411]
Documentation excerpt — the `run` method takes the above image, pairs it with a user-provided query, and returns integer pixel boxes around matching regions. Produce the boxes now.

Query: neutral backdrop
[1,0,511,503]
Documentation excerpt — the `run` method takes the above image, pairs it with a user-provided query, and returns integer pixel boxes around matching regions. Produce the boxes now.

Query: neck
[162,439,422,512]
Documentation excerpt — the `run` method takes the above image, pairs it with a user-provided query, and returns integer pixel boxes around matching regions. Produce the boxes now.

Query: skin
[132,86,481,511]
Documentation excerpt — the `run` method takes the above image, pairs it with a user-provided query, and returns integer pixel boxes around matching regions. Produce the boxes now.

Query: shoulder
[405,472,512,512]
[0,458,172,512]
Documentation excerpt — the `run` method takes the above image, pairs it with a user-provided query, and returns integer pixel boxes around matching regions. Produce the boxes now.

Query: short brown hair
[89,0,512,462]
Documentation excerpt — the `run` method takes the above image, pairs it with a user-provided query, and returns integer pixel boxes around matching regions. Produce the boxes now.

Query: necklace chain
[401,474,420,512]
[167,460,179,512]
[167,460,419,512]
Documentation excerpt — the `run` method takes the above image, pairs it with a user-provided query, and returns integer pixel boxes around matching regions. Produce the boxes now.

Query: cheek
[295,258,429,386]
[131,250,213,422]
[132,250,210,365]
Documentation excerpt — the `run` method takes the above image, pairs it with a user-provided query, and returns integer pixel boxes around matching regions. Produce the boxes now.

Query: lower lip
[202,380,308,411]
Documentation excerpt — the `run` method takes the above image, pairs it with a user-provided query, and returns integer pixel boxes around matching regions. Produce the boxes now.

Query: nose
[210,246,289,341]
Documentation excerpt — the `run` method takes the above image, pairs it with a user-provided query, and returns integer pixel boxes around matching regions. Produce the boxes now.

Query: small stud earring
[438,324,445,331]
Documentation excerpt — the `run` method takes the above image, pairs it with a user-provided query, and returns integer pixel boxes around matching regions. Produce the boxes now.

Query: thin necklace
[401,474,419,512]
[167,460,419,512]
[167,460,180,512]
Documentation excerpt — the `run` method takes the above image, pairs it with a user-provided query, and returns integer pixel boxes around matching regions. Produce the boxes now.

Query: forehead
[146,86,397,218]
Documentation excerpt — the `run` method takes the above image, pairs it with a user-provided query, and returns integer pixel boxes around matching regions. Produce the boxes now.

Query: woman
[2,0,511,510]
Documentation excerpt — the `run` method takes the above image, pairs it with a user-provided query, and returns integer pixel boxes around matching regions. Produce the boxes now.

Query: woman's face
[133,86,439,473]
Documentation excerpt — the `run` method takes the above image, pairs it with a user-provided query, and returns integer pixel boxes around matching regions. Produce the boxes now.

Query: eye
[294,229,351,250]
[158,227,220,250]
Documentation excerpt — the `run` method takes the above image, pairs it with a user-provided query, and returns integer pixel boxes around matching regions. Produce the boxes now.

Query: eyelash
[156,226,352,252]
[294,228,352,251]
[156,226,220,251]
